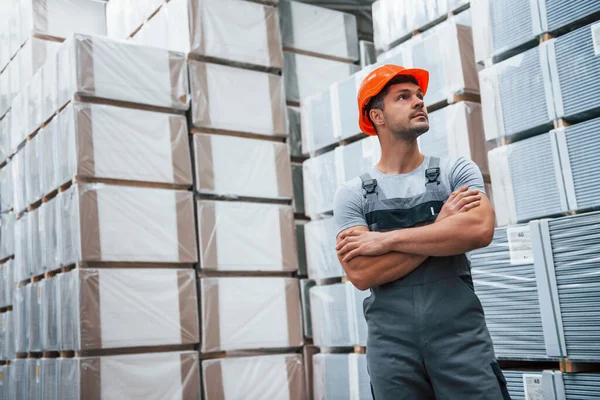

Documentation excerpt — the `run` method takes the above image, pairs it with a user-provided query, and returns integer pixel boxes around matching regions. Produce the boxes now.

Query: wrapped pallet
[11,147,27,214]
[479,45,556,143]
[488,132,568,226]
[335,136,381,184]
[0,311,15,360]
[313,353,373,400]
[28,358,58,400]
[310,283,368,347]
[302,150,338,217]
[39,120,58,197]
[19,0,106,41]
[287,106,302,157]
[284,52,359,104]
[0,213,14,260]
[59,268,199,352]
[58,183,197,265]
[17,37,62,93]
[0,162,13,213]
[41,197,61,272]
[41,276,60,351]
[199,277,303,353]
[8,359,28,399]
[57,34,189,112]
[329,68,373,143]
[279,0,359,62]
[14,285,29,354]
[296,221,308,276]
[300,279,316,338]
[291,162,305,215]
[0,261,14,308]
[300,88,335,154]
[304,218,343,280]
[202,354,307,399]
[192,134,292,200]
[197,200,297,272]
[55,102,192,188]
[542,0,600,32]
[419,101,490,177]
[58,351,201,399]
[28,281,42,352]
[189,61,286,137]
[25,134,43,207]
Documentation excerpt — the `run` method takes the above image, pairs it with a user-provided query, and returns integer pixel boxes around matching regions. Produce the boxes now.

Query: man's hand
[336,186,482,262]
[437,186,481,222]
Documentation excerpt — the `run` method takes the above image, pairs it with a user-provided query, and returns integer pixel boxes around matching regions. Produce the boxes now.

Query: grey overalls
[360,157,511,400]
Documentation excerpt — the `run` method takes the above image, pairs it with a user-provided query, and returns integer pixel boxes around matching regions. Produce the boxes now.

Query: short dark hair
[363,75,419,133]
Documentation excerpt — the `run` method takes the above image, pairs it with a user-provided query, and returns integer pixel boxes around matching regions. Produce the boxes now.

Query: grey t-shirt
[333,156,486,237]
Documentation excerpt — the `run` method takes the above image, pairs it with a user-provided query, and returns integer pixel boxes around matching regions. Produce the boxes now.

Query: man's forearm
[341,251,428,290]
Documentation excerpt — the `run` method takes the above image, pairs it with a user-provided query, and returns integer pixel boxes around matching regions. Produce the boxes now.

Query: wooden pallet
[497,358,600,374]
[189,127,288,144]
[60,343,197,359]
[199,346,303,361]
[0,305,12,313]
[197,270,297,278]
[427,91,481,114]
[560,359,600,373]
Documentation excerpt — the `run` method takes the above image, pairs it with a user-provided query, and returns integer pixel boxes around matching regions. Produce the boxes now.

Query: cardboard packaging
[55,102,192,189]
[197,200,298,272]
[57,34,189,112]
[59,268,199,351]
[193,133,292,200]
[189,60,287,137]
[200,277,303,353]
[203,354,307,400]
[58,183,197,266]
[284,52,359,104]
[279,0,359,62]
[58,351,201,399]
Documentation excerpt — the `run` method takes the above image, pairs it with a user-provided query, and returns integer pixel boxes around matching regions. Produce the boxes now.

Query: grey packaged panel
[312,354,351,400]
[301,89,335,155]
[302,150,338,217]
[487,0,541,57]
[551,22,600,120]
[300,279,316,338]
[544,0,600,32]
[287,106,302,157]
[469,226,549,359]
[549,212,600,361]
[304,218,344,281]
[8,359,28,399]
[563,373,600,399]
[295,221,308,277]
[292,163,305,215]
[310,284,352,347]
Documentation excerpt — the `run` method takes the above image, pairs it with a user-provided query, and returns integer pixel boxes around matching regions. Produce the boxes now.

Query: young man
[333,65,510,399]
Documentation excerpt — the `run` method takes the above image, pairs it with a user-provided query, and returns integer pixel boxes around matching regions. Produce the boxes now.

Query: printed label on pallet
[593,22,600,56]
[507,226,533,265]
[523,374,543,400]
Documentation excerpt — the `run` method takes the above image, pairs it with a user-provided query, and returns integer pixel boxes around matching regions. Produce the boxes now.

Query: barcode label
[523,374,543,400]
[592,22,600,56]
[507,226,533,265]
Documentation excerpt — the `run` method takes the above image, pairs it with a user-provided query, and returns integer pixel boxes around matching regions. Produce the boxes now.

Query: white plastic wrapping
[40,276,59,351]
[28,281,42,352]
[41,196,61,272]
[0,213,15,260]
[8,359,28,399]
[57,34,189,111]
[60,268,199,351]
[39,119,58,198]
[304,218,344,280]
[202,354,307,400]
[9,91,27,155]
[302,150,338,218]
[199,277,303,353]
[335,136,381,184]
[40,49,58,125]
[106,0,145,40]
[309,282,368,347]
[14,284,29,354]
[284,52,360,104]
[313,353,372,400]
[58,183,197,266]
[55,102,192,188]
[279,0,359,62]
[300,88,335,155]
[14,215,30,284]
[189,61,287,137]
[25,135,43,207]
[28,358,58,400]
[27,206,43,278]
[419,101,491,177]
[26,66,43,136]
[0,311,15,360]
[19,0,106,40]
[0,162,13,213]
[0,113,11,164]
[197,200,298,272]
[18,37,62,101]
[359,40,376,68]
[192,133,293,200]
[11,146,27,214]
[58,351,201,400]
[0,261,14,308]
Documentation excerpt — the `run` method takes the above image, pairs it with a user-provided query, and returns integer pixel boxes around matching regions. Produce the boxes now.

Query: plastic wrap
[202,354,307,399]
[55,102,192,188]
[14,215,29,283]
[25,134,43,207]
[7,359,28,399]
[296,221,308,277]
[19,0,106,40]
[106,0,144,39]
[192,133,293,200]
[0,213,15,260]
[28,206,43,277]
[301,88,335,155]
[0,72,9,118]
[292,162,305,215]
[41,197,61,272]
[14,284,29,354]
[336,136,381,184]
[0,113,10,164]
[287,106,303,157]
[309,283,368,347]
[40,277,59,351]
[0,311,15,360]
[11,147,27,214]
[300,279,316,338]
[28,281,42,351]
[18,37,62,99]
[40,50,58,125]
[58,351,201,399]
[57,34,189,111]
[284,52,360,104]
[302,150,338,217]
[29,358,59,400]
[9,91,26,154]
[548,22,600,120]
[563,373,600,399]
[59,268,198,351]
[469,226,549,359]
[58,183,197,265]
[279,0,358,62]
[0,162,13,213]
[419,101,491,177]
[359,40,376,68]
[471,0,543,63]
[26,68,43,136]
[197,200,297,272]
[479,45,556,142]
[0,261,14,308]
[189,61,287,137]
[39,119,58,197]
[199,277,303,353]
[488,132,568,226]
[304,218,343,280]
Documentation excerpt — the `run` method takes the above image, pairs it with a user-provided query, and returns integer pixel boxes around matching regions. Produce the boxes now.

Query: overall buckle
[425,167,440,186]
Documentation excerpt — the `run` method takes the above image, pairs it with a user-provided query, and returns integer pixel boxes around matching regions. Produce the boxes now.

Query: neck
[376,133,424,175]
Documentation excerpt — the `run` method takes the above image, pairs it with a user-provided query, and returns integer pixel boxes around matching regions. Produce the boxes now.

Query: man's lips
[412,112,427,119]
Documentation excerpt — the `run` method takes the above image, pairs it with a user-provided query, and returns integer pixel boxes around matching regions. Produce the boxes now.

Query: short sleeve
[333,182,367,237]
[449,157,486,194]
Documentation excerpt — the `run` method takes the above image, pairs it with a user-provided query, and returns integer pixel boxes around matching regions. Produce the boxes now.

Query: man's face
[380,82,429,140]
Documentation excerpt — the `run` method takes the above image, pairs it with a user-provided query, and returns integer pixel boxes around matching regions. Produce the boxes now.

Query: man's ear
[369,108,384,129]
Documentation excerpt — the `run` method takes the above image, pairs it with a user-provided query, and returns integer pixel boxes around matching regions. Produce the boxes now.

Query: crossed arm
[336,187,495,291]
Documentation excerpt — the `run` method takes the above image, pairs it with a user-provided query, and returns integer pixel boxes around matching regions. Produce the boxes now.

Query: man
[333,65,510,399]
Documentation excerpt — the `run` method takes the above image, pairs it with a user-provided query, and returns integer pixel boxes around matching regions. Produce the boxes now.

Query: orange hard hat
[357,64,429,136]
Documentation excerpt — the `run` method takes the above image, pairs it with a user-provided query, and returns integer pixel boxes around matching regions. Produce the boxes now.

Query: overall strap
[425,157,441,190]
[360,173,378,202]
